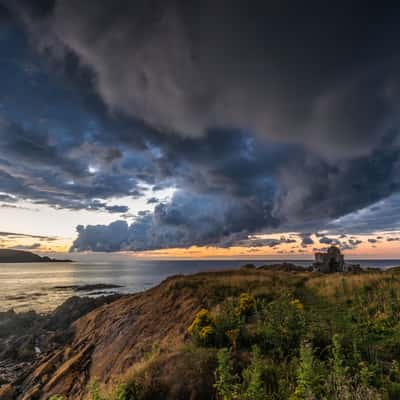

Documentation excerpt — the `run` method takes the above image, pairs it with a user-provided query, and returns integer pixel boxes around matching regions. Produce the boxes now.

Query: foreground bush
[188,308,216,345]
[75,272,400,400]
[188,279,400,399]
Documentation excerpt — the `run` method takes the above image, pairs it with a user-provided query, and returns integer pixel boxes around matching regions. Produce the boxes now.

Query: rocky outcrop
[0,383,14,400]
[7,277,203,399]
[0,295,120,394]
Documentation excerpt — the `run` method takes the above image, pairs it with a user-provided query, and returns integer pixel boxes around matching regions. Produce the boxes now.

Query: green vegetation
[214,348,240,400]
[49,269,400,399]
[85,379,141,400]
[189,270,400,399]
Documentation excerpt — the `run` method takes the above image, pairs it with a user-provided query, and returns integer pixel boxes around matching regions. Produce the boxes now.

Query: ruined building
[313,246,345,273]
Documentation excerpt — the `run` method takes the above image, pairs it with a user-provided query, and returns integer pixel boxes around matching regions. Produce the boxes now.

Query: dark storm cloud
[272,135,400,227]
[10,0,400,159]
[235,236,297,249]
[299,233,314,247]
[2,1,400,251]
[349,239,363,247]
[0,117,86,177]
[72,190,278,251]
[342,239,362,250]
[319,237,339,245]
[328,194,400,234]
[0,16,153,213]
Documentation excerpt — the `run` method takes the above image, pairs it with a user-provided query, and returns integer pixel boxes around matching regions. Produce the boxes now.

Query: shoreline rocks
[0,293,122,389]
[52,283,123,292]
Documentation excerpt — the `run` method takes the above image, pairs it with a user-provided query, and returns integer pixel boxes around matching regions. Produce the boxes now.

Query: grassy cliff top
[9,267,400,400]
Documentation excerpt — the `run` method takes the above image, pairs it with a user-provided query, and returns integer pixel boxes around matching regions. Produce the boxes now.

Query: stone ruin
[313,246,362,273]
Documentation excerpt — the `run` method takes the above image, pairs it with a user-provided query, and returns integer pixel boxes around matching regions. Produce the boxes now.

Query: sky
[0,1,400,259]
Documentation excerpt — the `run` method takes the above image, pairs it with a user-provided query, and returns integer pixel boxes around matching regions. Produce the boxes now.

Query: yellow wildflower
[290,299,304,311]
[188,308,213,334]
[236,293,256,317]
[199,325,215,339]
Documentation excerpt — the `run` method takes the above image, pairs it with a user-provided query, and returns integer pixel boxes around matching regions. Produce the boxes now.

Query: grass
[168,269,308,306]
[180,268,400,399]
[49,268,400,399]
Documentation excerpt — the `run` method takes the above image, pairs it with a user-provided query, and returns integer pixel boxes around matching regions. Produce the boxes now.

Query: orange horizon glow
[1,232,399,260]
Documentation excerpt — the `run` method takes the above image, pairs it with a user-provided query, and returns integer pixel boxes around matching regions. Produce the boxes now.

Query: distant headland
[0,249,72,263]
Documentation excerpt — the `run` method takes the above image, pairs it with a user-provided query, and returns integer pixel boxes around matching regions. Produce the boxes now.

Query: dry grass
[105,346,217,400]
[306,271,399,302]
[167,268,309,306]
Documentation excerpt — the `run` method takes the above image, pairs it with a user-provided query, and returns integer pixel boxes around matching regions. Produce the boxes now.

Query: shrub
[214,348,240,400]
[188,308,216,345]
[256,298,306,359]
[214,299,245,347]
[242,345,267,400]
[331,334,347,381]
[87,379,142,400]
[188,309,214,334]
[387,382,400,400]
[290,299,304,311]
[89,380,104,400]
[113,382,142,400]
[291,342,321,400]
[199,325,216,345]
[225,329,240,350]
[236,293,256,318]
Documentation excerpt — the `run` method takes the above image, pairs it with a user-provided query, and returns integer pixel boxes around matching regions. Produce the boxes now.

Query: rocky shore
[0,294,121,393]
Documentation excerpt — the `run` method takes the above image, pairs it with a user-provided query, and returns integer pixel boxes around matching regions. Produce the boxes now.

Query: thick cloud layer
[1,1,400,251]
[11,0,400,159]
[72,190,278,251]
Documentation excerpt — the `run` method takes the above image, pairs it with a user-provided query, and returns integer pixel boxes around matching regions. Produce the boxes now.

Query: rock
[44,295,121,331]
[15,279,204,399]
[0,383,14,400]
[52,283,123,292]
[0,294,121,392]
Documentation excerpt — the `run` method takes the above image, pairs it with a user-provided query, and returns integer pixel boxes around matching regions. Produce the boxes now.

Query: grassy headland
[6,266,400,399]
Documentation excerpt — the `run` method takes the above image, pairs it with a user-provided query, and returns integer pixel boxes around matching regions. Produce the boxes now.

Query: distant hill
[0,249,72,263]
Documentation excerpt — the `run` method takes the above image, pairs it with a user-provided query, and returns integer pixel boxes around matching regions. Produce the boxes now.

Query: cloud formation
[13,0,400,159]
[1,1,400,251]
[72,190,277,251]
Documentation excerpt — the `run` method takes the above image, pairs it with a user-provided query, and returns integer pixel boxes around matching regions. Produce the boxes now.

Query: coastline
[1,265,397,399]
[2,258,400,313]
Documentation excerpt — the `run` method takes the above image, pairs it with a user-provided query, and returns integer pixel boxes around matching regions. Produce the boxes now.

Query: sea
[1,259,399,313]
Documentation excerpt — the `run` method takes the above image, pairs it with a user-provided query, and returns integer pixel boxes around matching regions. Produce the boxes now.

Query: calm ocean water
[1,259,399,313]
